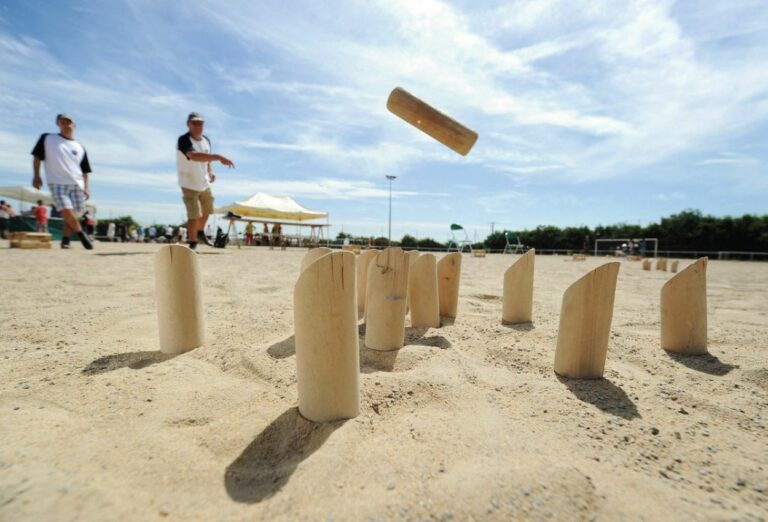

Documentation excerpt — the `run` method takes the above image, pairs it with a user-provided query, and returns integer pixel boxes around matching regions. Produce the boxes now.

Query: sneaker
[197,231,213,247]
[77,231,94,250]
[61,236,71,249]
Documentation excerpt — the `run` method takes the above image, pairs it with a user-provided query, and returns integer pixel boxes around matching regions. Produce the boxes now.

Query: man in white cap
[31,113,93,249]
[176,112,234,249]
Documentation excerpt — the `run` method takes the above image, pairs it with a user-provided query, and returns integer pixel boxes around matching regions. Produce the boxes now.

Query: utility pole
[490,222,497,234]
[386,175,396,246]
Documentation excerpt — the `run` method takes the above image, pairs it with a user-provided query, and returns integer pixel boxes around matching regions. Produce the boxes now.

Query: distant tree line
[337,210,768,252]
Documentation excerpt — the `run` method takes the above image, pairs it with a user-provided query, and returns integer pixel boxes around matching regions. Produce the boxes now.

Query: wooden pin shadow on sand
[224,407,345,503]
[554,262,621,379]
[661,257,708,355]
[365,247,410,351]
[438,253,462,319]
[155,245,204,354]
[356,249,379,318]
[386,87,479,156]
[502,248,535,325]
[408,253,440,329]
[294,251,359,422]
[557,376,640,419]
[83,351,176,375]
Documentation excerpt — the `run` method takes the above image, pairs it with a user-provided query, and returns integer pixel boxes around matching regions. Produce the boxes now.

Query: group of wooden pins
[152,245,709,424]
[293,248,462,421]
[642,257,680,272]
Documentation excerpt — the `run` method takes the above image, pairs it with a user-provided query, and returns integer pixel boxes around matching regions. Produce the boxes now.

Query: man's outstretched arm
[186,151,235,167]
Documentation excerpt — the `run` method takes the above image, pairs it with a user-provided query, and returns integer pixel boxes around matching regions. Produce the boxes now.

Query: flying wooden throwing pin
[386,87,479,156]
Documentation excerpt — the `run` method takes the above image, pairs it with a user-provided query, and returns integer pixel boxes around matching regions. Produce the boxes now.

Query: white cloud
[94,199,187,224]
[696,152,761,167]
[0,130,36,176]
[94,167,178,191]
[652,192,686,201]
[1,1,767,234]
[236,0,756,184]
[213,177,447,200]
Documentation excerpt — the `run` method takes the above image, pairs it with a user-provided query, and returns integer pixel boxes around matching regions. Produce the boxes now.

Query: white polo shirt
[176,132,212,191]
[31,133,91,189]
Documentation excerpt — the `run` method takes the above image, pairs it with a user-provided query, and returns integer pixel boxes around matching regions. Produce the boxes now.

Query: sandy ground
[0,241,766,521]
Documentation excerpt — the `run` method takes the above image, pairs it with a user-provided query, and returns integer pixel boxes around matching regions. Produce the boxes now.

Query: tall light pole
[386,175,396,246]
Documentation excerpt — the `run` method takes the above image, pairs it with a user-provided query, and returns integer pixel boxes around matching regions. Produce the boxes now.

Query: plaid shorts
[50,184,86,214]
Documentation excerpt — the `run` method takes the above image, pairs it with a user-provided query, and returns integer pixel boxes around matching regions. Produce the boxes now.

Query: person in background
[31,113,93,249]
[0,200,9,239]
[107,221,116,242]
[245,221,255,246]
[271,223,283,249]
[179,225,188,243]
[33,200,48,233]
[176,112,235,250]
[164,224,174,242]
[85,212,95,237]
[137,225,145,243]
[148,225,157,241]
[50,203,61,218]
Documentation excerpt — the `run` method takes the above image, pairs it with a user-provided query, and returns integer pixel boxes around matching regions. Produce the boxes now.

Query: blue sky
[0,0,766,241]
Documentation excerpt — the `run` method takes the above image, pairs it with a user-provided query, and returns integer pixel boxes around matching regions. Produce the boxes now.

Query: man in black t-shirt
[176,112,234,249]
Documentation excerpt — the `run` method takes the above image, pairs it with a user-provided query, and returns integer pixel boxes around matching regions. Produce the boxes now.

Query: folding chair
[447,223,473,253]
[503,231,523,254]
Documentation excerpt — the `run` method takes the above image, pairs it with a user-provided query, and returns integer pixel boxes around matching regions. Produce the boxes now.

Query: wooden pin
[670,260,679,273]
[155,245,204,355]
[300,247,333,273]
[386,87,479,156]
[554,262,621,379]
[408,253,440,328]
[356,249,380,317]
[405,250,420,314]
[661,257,708,355]
[656,258,667,271]
[502,249,535,324]
[642,259,652,270]
[438,252,462,319]
[294,251,359,422]
[364,248,410,351]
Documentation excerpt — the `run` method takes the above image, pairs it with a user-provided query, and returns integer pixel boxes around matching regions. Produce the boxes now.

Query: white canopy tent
[215,192,327,222]
[0,185,97,215]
